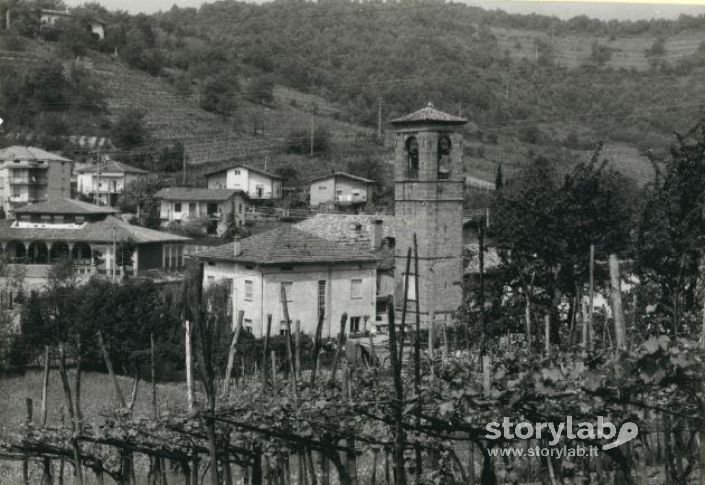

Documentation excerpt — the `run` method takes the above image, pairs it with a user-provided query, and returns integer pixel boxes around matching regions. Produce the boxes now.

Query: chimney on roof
[372,219,383,250]
[233,236,242,257]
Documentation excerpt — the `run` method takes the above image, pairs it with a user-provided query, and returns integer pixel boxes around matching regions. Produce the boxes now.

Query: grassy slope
[0,370,188,428]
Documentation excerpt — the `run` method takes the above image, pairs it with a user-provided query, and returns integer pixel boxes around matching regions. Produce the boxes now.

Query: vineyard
[0,242,703,485]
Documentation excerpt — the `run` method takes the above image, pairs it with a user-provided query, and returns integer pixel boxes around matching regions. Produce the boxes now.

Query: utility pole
[182,150,187,185]
[264,154,268,172]
[310,105,315,157]
[377,98,383,141]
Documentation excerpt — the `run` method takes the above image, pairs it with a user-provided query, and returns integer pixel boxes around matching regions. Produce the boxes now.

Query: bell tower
[391,103,466,325]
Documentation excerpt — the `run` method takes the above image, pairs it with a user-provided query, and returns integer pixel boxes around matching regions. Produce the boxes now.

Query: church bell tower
[391,103,467,325]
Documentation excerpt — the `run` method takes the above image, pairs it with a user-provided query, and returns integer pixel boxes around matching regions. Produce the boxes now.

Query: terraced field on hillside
[493,27,704,70]
[89,55,376,171]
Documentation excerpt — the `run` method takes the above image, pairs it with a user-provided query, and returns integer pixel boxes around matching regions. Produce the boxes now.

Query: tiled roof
[295,214,395,249]
[0,146,71,162]
[198,226,377,265]
[205,163,283,180]
[14,198,117,215]
[76,160,148,174]
[307,172,375,184]
[390,103,467,126]
[154,187,244,202]
[0,216,189,244]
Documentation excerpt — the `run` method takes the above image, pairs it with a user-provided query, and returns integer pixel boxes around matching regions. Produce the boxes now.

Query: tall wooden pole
[281,285,297,396]
[310,106,315,157]
[377,98,383,141]
[386,296,406,485]
[588,244,595,353]
[185,321,194,412]
[223,310,245,398]
[150,333,158,419]
[609,254,626,350]
[262,314,272,388]
[295,320,302,381]
[41,345,50,425]
[413,234,422,478]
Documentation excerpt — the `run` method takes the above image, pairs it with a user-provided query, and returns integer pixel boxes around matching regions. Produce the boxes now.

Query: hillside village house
[76,160,149,207]
[39,8,106,40]
[0,146,72,218]
[154,187,247,235]
[199,226,378,338]
[296,214,396,327]
[308,172,374,208]
[0,198,188,288]
[206,164,283,200]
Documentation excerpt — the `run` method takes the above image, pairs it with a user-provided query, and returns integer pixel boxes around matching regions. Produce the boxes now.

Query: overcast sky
[63,0,705,20]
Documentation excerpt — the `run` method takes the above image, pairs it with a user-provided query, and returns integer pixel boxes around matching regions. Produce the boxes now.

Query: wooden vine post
[262,314,272,388]
[609,254,627,351]
[295,319,302,380]
[281,284,298,396]
[310,311,325,386]
[223,310,245,398]
[329,313,348,383]
[413,234,423,478]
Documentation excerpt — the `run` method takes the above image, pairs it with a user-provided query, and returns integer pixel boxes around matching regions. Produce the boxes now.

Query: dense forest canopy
[1,0,705,174]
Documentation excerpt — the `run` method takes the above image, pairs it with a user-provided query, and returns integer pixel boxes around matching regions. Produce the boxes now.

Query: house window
[174,202,182,212]
[279,320,289,336]
[405,136,419,179]
[244,319,253,334]
[281,282,293,302]
[234,169,241,175]
[350,316,361,333]
[404,274,417,301]
[351,279,362,299]
[244,280,253,301]
[438,136,451,179]
[318,185,327,191]
[318,280,326,318]
[238,203,243,213]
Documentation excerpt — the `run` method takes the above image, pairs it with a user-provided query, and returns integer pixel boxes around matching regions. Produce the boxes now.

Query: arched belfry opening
[390,103,467,326]
[405,136,419,179]
[437,135,451,179]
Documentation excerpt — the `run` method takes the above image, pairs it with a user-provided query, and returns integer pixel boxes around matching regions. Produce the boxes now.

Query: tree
[112,109,148,150]
[119,175,165,227]
[494,162,503,190]
[489,149,637,343]
[159,141,185,173]
[590,41,612,66]
[200,75,237,116]
[636,122,705,332]
[246,74,275,105]
[56,16,95,57]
